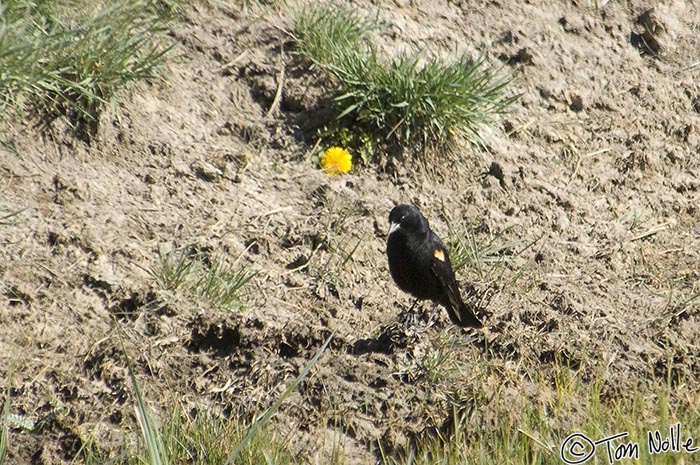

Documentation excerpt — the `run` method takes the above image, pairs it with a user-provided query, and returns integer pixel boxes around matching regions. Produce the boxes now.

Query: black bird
[386,204,483,328]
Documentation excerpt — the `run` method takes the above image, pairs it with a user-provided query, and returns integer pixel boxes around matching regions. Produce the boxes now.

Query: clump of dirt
[1,0,699,463]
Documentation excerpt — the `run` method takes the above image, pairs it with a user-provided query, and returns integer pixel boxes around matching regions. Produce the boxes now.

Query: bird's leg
[399,299,421,329]
[426,302,439,327]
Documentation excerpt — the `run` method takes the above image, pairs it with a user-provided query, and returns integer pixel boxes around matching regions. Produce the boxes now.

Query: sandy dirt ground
[1,0,699,463]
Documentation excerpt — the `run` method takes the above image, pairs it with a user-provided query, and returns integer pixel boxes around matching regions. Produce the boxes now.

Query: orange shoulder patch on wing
[433,248,445,262]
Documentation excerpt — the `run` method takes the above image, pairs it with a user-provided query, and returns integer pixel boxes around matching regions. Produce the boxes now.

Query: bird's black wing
[429,240,483,328]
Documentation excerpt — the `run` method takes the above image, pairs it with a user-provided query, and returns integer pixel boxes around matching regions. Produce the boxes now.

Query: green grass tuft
[193,258,257,311]
[151,246,194,292]
[0,0,174,128]
[294,5,377,69]
[149,247,256,312]
[294,4,517,157]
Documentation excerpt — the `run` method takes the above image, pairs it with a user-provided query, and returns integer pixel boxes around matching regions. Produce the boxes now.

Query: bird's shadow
[349,304,440,356]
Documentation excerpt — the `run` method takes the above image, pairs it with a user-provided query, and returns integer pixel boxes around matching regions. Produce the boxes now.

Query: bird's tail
[443,287,483,328]
[443,300,482,328]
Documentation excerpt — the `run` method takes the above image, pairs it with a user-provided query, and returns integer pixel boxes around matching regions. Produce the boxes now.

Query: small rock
[172,160,190,177]
[559,16,584,34]
[538,85,554,100]
[569,94,584,112]
[631,8,666,56]
[485,161,507,190]
[508,47,534,65]
[557,212,570,231]
[191,159,223,182]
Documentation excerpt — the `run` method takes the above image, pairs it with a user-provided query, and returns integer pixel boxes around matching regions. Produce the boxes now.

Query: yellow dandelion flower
[320,146,352,175]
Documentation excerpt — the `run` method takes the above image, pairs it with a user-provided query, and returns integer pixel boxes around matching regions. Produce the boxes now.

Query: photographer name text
[560,423,697,464]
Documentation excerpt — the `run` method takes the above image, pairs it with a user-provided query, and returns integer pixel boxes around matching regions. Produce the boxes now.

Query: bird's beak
[388,221,400,235]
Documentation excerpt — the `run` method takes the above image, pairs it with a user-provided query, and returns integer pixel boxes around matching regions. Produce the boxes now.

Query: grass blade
[224,330,336,465]
[0,208,26,226]
[0,390,10,465]
[124,347,170,465]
